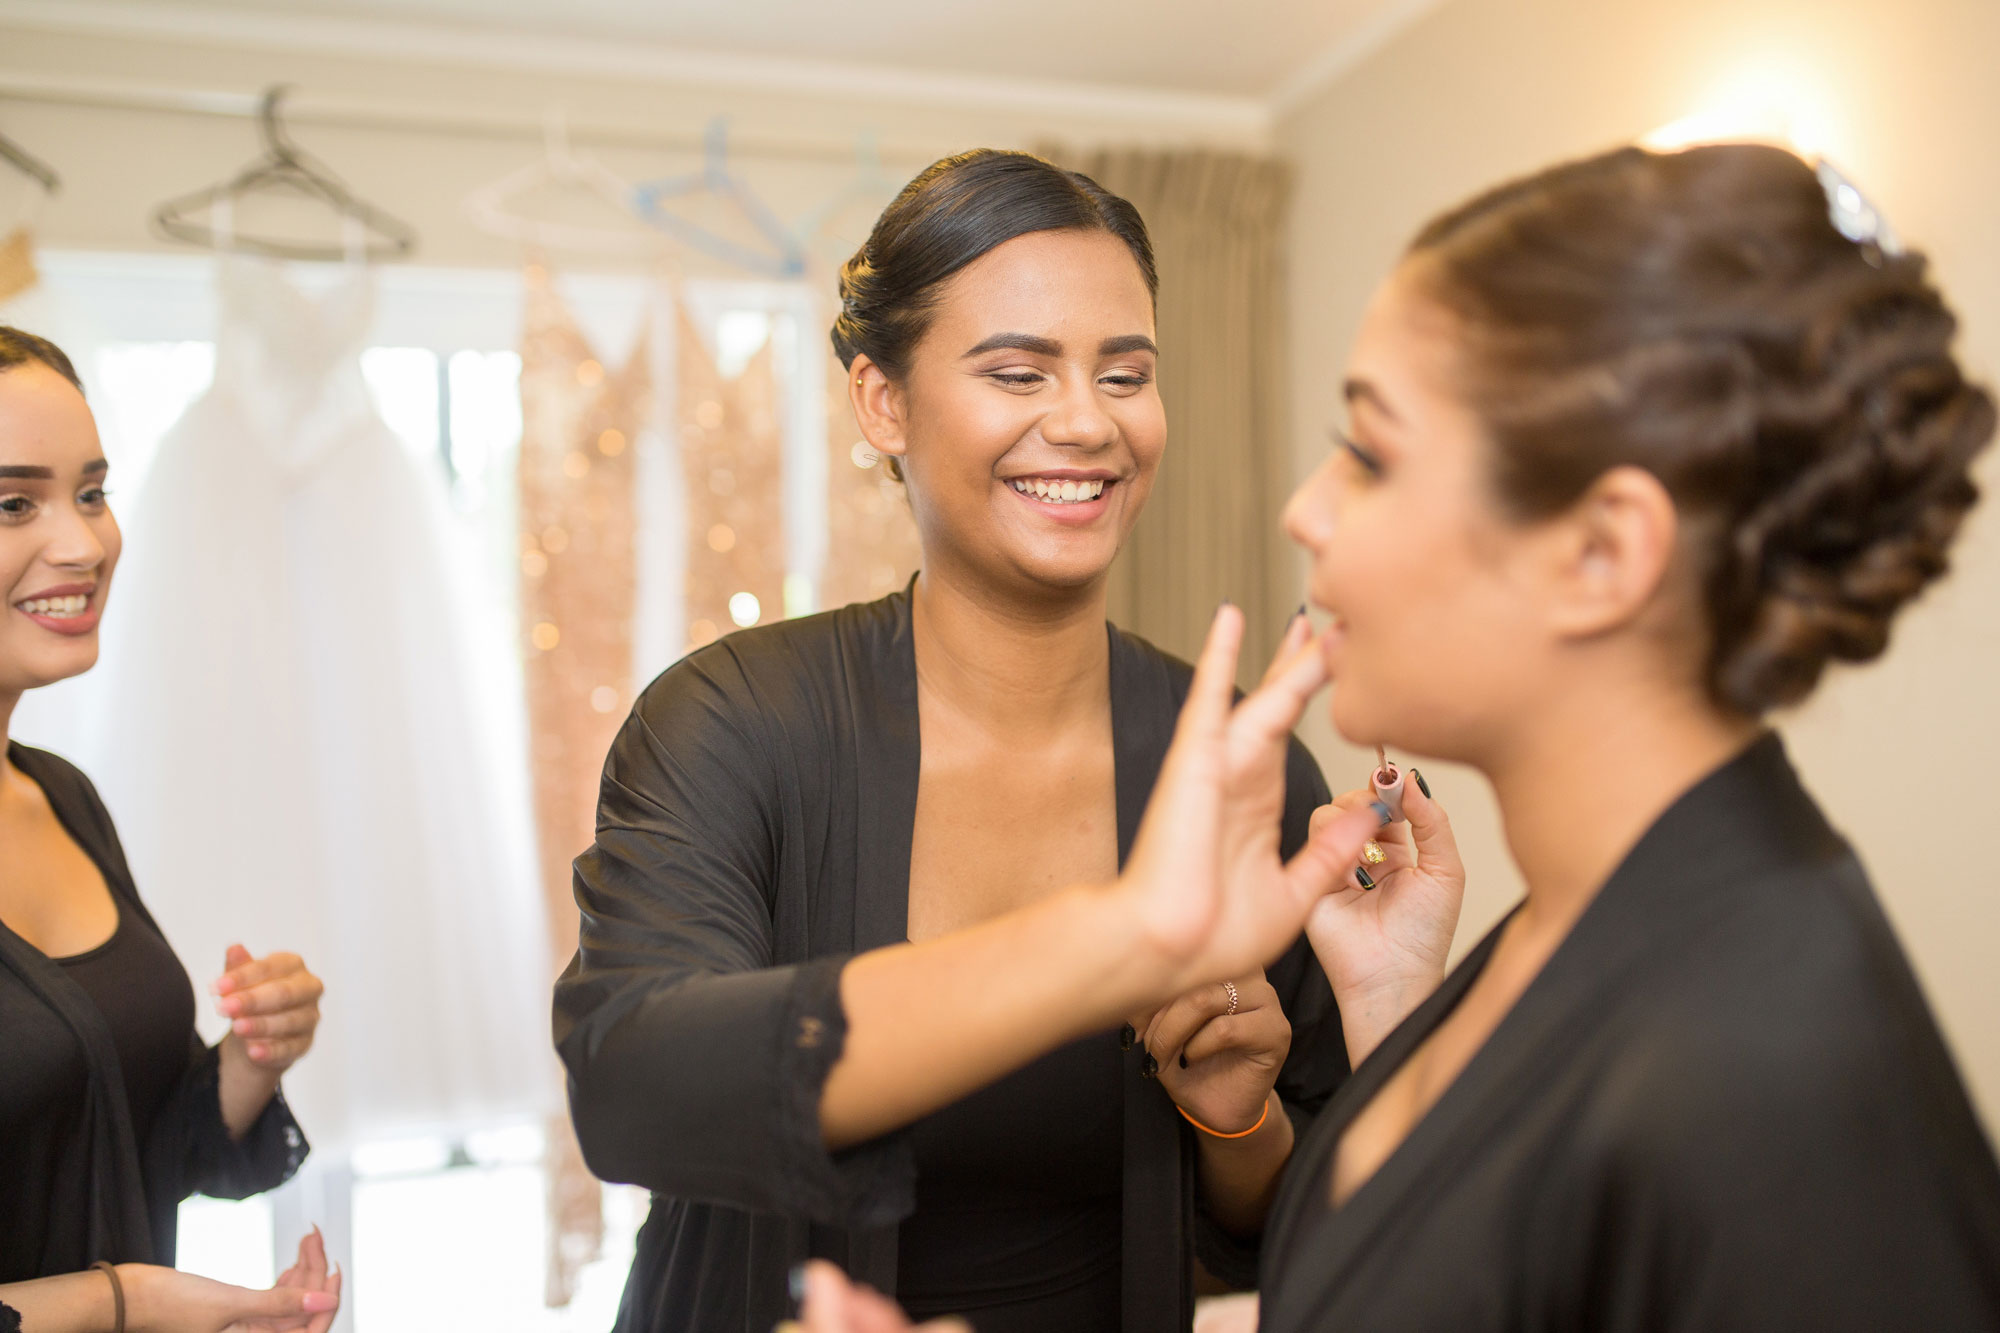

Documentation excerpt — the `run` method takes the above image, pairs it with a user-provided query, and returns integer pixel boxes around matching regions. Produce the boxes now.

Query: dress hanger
[791,131,897,271]
[462,109,659,258]
[631,118,806,279]
[0,129,59,236]
[151,85,417,262]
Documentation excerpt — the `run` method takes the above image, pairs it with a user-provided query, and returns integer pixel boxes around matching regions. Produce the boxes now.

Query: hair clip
[1815,159,1901,262]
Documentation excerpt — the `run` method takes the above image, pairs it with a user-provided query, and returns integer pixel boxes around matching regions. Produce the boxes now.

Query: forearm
[0,1269,117,1333]
[822,882,1161,1148]
[1192,1091,1297,1237]
[216,1036,282,1140]
[1334,976,1439,1069]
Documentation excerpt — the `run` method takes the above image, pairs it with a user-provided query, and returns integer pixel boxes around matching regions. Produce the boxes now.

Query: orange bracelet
[1177,1097,1271,1140]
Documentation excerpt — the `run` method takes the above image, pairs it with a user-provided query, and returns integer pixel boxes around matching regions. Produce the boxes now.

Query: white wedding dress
[78,259,553,1150]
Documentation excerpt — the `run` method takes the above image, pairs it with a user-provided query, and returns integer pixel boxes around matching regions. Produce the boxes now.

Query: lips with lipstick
[13,584,101,636]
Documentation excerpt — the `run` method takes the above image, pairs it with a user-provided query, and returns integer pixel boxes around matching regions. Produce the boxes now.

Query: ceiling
[91,0,1432,104]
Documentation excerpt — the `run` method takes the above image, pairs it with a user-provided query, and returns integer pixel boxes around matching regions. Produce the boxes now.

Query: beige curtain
[1043,147,1293,677]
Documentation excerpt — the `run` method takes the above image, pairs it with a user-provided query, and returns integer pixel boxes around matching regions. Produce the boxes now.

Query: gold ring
[1361,840,1387,866]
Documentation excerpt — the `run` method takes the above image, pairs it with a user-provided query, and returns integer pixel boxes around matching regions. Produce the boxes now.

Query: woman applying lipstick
[554,150,1465,1333]
[0,328,341,1331]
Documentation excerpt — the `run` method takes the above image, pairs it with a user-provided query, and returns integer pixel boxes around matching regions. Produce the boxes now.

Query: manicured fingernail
[1294,603,1308,620]
[249,1043,269,1061]
[1140,1053,1158,1079]
[1178,1052,1189,1069]
[303,1292,337,1312]
[1356,864,1375,890]
[1370,800,1394,826]
[1413,767,1431,798]
[233,1019,253,1036]
[220,997,241,1016]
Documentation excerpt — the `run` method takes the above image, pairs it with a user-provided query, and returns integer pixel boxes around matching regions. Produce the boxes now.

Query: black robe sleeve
[552,648,915,1226]
[1191,738,1346,1288]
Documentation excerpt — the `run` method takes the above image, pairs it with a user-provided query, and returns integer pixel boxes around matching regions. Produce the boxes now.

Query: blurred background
[0,1,1993,1329]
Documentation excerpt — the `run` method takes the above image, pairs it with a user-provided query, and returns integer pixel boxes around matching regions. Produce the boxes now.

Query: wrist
[1064,879,1180,1023]
[113,1265,155,1333]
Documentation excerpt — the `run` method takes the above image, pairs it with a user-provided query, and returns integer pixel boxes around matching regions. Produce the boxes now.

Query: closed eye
[1334,429,1383,477]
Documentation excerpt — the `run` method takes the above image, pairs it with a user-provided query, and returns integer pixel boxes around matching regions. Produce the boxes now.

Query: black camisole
[896,1027,1126,1330]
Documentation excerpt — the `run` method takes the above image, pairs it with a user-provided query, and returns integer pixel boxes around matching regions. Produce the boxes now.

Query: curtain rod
[0,69,948,168]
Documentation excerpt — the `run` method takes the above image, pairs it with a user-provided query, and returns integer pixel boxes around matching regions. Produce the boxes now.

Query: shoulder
[634,595,905,729]
[8,742,112,827]
[1593,856,1975,1158]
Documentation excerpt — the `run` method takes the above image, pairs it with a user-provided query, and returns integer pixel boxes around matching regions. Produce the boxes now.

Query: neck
[911,564,1111,735]
[1483,673,1761,940]
[0,687,15,756]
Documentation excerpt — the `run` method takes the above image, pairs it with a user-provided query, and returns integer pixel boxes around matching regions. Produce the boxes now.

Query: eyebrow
[1343,378,1401,424]
[0,459,108,480]
[961,333,1160,359]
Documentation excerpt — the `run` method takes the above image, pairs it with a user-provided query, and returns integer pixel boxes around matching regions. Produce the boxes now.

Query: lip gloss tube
[1372,745,1407,824]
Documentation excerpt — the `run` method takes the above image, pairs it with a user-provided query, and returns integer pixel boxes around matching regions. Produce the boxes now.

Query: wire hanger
[0,131,60,196]
[151,85,417,262]
[462,108,658,258]
[631,118,806,279]
[791,131,896,264]
[0,128,60,240]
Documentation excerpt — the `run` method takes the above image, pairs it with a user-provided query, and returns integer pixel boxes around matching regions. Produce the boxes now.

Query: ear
[1542,465,1679,639]
[847,354,909,469]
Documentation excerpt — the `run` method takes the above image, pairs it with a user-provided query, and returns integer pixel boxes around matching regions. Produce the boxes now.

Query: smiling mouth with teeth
[17,594,91,619]
[1009,478,1108,504]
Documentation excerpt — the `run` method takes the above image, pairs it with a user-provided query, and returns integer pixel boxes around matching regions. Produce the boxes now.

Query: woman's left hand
[786,1260,964,1333]
[1141,971,1289,1135]
[214,944,324,1073]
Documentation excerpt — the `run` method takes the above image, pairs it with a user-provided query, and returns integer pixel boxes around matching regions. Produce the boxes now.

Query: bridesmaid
[0,327,340,1331]
[555,151,1464,1333]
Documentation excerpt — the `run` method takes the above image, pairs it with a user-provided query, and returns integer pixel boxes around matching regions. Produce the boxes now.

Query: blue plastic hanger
[631,119,806,279]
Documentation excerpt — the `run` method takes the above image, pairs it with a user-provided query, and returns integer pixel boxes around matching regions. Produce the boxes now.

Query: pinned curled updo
[832,149,1157,481]
[1406,143,1994,715]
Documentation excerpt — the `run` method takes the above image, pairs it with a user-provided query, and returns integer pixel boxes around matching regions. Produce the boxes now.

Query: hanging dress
[85,257,553,1152]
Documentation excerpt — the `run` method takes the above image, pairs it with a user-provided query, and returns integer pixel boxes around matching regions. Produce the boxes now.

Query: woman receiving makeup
[554,151,1465,1333]
[798,142,2000,1332]
[0,328,340,1332]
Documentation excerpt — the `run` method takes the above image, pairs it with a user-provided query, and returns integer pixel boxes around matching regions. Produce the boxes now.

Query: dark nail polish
[1140,1053,1159,1079]
[1413,768,1431,799]
[1370,800,1394,826]
[788,1263,808,1303]
[1356,864,1375,890]
[1294,603,1308,620]
[1179,1052,1189,1069]
[1119,1023,1136,1051]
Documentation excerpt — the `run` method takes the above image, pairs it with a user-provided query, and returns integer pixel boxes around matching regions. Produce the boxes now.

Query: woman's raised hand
[1117,605,1379,1000]
[1305,771,1465,1064]
[213,944,323,1073]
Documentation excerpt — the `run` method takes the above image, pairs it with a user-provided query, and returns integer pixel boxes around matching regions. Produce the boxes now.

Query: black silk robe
[553,588,1347,1332]
[0,744,308,1279]
[1259,732,2000,1331]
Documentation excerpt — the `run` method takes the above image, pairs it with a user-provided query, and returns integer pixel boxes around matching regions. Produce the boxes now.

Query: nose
[1040,374,1116,450]
[1284,455,1341,553]
[44,501,108,572]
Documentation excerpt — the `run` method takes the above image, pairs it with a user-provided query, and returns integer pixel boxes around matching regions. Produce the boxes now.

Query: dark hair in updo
[1406,143,1993,714]
[833,150,1156,480]
[0,325,83,393]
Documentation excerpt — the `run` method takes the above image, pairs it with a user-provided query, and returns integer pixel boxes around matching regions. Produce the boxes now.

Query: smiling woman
[0,327,342,1332]
[553,150,1466,1333]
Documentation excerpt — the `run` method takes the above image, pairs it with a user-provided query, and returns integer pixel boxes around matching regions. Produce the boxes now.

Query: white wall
[1279,0,2000,1129]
